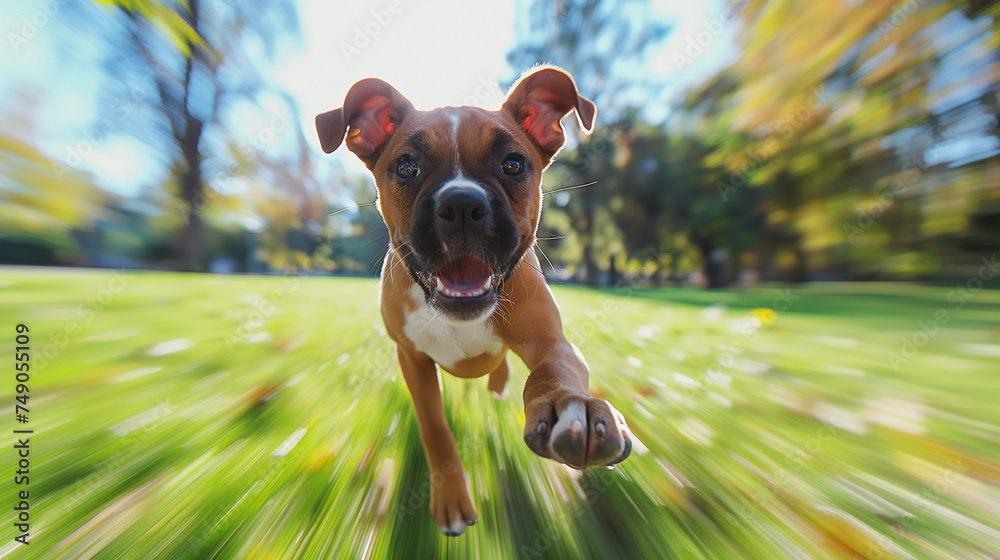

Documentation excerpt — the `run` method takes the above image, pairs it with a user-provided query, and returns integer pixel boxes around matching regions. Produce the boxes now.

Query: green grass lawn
[1,268,998,559]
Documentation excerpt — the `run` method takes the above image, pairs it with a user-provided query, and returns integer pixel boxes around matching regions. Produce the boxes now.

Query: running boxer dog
[315,66,633,536]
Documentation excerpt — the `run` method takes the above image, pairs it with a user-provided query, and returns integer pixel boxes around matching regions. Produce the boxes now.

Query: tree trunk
[792,244,808,283]
[706,257,726,288]
[759,246,774,282]
[582,242,598,286]
[608,255,618,286]
[179,118,205,271]
[177,0,206,272]
[694,234,727,288]
[580,200,598,286]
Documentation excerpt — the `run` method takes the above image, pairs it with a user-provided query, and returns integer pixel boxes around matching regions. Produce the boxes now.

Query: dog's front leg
[396,346,477,536]
[499,262,633,470]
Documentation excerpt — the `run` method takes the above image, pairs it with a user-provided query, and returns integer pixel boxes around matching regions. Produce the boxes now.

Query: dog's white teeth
[434,274,494,298]
[437,283,489,298]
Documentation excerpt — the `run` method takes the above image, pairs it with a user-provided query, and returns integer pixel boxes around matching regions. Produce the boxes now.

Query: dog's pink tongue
[437,256,492,292]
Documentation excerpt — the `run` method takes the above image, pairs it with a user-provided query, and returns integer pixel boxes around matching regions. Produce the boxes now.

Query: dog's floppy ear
[501,67,596,160]
[315,78,414,165]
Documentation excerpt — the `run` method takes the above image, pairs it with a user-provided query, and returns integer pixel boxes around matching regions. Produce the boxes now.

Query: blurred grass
[1,267,998,560]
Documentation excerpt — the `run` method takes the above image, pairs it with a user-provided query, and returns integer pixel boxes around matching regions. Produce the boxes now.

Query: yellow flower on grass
[752,308,777,326]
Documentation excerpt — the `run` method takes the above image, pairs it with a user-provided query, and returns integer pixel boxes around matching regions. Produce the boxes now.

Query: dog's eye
[397,159,419,179]
[501,155,524,176]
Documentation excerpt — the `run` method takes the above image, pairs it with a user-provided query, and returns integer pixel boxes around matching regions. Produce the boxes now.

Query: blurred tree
[508,0,1000,286]
[0,97,106,265]
[97,0,300,271]
[219,100,344,273]
[690,0,1000,280]
[507,0,672,285]
[326,175,392,275]
[6,0,994,281]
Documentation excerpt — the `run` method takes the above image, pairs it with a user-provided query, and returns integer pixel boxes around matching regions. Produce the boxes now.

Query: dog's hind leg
[488,355,509,400]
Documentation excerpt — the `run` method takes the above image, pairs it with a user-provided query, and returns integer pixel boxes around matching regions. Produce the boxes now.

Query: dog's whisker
[364,235,391,249]
[534,245,558,278]
[542,180,597,195]
[369,250,388,278]
[517,263,530,297]
[381,247,395,282]
[328,201,378,216]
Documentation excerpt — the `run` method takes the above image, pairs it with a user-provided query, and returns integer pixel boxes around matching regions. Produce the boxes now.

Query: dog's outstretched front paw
[523,392,632,469]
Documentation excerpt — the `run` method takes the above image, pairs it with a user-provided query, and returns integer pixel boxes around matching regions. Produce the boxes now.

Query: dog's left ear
[501,67,596,161]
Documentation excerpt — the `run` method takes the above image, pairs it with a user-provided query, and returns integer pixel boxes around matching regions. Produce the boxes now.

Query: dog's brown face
[316,68,595,320]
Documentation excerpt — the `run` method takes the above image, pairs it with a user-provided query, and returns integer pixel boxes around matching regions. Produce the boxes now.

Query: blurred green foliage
[517,0,1000,286]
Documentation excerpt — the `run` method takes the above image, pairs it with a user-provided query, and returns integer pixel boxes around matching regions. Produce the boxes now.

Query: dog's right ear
[315,78,414,166]
[501,67,596,164]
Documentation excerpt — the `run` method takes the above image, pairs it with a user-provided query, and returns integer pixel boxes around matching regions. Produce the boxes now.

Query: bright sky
[276,0,519,178]
[0,0,738,198]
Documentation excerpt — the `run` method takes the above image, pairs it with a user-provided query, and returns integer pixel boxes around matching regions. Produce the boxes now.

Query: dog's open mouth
[403,247,512,319]
[434,256,493,299]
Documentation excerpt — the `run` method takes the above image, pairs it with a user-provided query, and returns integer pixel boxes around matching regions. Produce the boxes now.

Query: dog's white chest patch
[402,285,502,369]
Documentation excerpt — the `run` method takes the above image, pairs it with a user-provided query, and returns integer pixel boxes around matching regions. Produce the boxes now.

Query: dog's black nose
[435,187,491,227]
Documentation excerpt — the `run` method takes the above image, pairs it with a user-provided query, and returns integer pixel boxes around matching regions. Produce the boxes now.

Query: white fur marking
[450,110,462,170]
[403,284,501,370]
[434,177,488,202]
[553,401,587,436]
